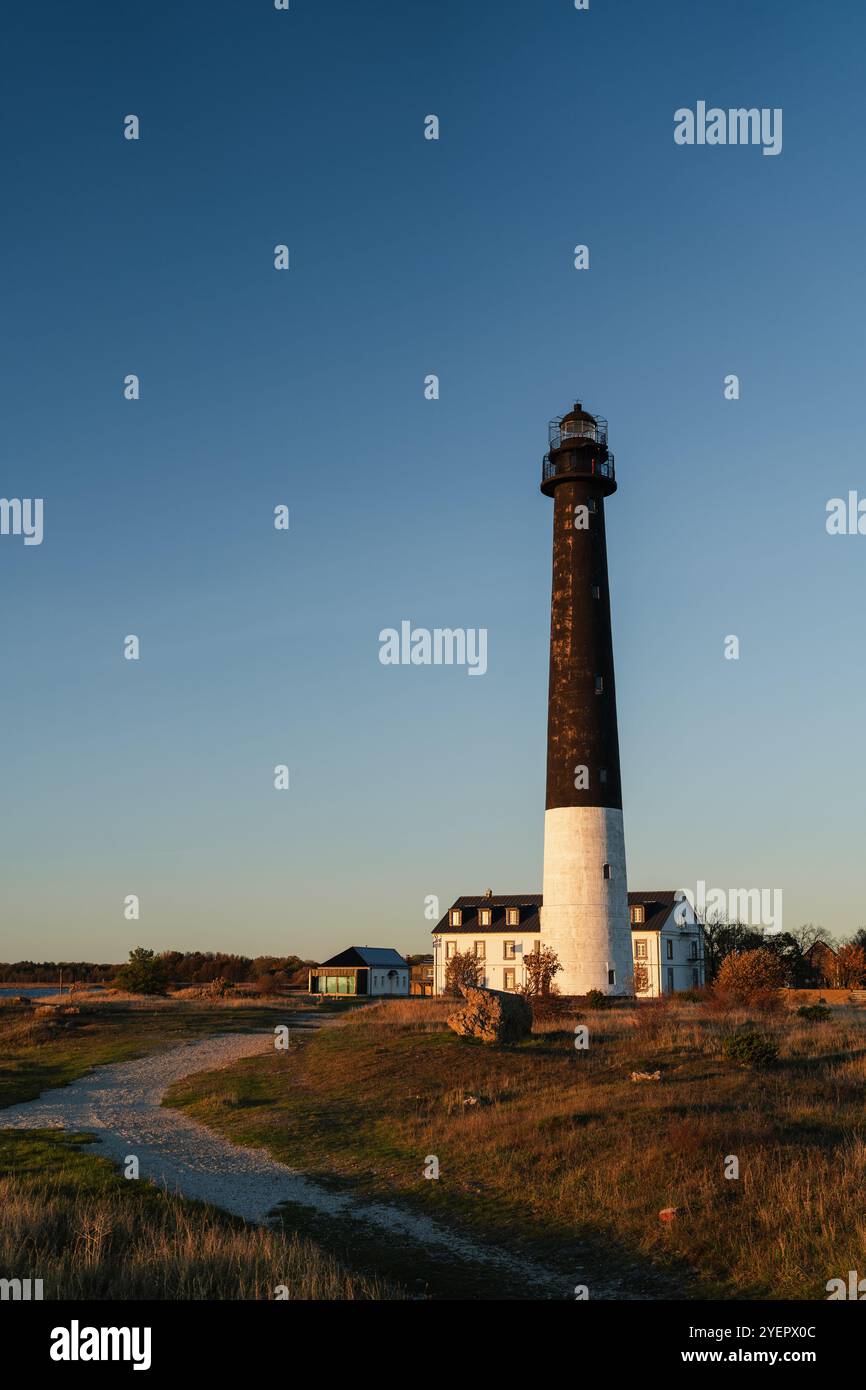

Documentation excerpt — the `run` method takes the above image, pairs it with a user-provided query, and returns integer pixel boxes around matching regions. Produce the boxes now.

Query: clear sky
[2,0,864,964]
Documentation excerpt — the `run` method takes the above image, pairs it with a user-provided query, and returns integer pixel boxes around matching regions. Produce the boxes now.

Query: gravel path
[0,1024,579,1295]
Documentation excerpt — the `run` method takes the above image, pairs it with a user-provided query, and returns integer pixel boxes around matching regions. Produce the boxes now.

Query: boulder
[446,984,532,1044]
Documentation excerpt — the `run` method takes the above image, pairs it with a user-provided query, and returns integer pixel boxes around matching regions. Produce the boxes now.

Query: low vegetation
[0,997,400,1299]
[0,1132,396,1299]
[7,986,866,1300]
[166,993,866,1300]
[0,996,297,1108]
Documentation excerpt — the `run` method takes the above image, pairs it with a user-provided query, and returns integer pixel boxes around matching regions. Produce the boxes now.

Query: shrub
[721,1029,779,1068]
[520,946,562,999]
[115,947,168,997]
[834,944,866,988]
[444,949,482,998]
[796,1004,831,1022]
[584,989,608,1010]
[715,949,786,1005]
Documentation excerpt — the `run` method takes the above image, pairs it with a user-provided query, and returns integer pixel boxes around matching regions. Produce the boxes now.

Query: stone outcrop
[446,984,532,1044]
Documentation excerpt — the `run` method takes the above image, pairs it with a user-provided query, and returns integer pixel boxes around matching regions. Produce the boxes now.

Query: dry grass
[169,994,866,1299]
[0,1169,397,1300]
[351,998,454,1029]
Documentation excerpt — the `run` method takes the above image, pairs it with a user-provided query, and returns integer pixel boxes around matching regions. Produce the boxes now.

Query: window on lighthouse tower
[595,675,604,694]
[603,863,612,880]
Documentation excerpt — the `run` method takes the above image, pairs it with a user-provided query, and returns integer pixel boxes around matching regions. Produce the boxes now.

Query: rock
[446,985,532,1045]
[630,1070,661,1082]
[659,1207,681,1222]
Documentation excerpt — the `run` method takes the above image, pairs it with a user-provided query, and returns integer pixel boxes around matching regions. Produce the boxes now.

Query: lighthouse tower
[540,403,632,995]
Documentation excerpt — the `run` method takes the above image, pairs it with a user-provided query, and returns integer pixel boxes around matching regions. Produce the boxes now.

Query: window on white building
[504,940,516,960]
[634,940,647,959]
[503,969,516,991]
[445,940,456,959]
[474,941,486,960]
[506,907,520,926]
[689,941,698,960]
[631,905,644,924]
[478,908,492,927]
[449,909,462,927]
[666,939,674,960]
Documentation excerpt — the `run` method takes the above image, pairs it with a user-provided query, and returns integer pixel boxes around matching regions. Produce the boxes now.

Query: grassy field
[164,995,866,1301]
[0,1131,397,1299]
[0,995,301,1109]
[0,995,399,1300]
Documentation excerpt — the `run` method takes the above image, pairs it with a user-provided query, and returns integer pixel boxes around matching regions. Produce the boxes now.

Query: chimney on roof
[484,888,493,899]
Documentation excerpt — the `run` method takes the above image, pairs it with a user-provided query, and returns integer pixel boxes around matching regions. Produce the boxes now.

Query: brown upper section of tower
[541,401,623,812]
[541,402,616,498]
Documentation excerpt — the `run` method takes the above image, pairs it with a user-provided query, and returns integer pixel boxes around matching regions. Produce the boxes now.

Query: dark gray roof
[432,895,542,936]
[433,891,691,935]
[319,947,408,968]
[628,891,685,933]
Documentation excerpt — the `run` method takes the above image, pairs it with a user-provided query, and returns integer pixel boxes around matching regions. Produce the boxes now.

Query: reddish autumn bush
[714,949,786,1006]
[834,944,866,988]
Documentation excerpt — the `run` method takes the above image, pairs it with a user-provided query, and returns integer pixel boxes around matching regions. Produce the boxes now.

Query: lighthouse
[539,403,633,995]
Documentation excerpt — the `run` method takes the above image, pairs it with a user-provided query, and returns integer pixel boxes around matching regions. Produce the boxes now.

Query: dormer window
[506,907,520,927]
[630,905,644,925]
[449,909,462,927]
[478,908,492,927]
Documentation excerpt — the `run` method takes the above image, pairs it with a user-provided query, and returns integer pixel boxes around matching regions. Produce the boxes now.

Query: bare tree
[444,949,481,998]
[520,945,562,998]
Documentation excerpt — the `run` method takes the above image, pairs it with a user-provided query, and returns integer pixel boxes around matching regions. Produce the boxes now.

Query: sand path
[0,1023,583,1296]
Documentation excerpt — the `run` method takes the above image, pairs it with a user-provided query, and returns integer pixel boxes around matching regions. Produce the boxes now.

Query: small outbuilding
[308,947,409,998]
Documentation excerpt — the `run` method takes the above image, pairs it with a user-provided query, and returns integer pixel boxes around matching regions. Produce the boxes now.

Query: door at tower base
[540,805,632,995]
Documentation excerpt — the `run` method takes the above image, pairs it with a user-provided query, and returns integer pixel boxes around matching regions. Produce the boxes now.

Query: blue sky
[2,0,864,963]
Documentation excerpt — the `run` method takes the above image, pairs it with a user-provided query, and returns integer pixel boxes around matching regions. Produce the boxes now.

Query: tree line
[0,951,315,987]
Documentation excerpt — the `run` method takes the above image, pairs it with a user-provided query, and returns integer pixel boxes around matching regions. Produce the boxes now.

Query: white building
[628,892,705,997]
[309,947,409,998]
[431,891,705,998]
[432,895,542,997]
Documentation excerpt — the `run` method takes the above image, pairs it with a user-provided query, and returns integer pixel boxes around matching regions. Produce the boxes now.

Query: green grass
[0,1000,289,1108]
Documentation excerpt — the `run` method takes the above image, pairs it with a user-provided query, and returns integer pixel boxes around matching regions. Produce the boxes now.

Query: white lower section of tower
[540,805,633,995]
